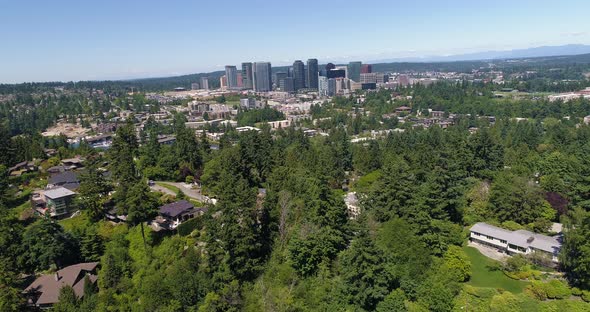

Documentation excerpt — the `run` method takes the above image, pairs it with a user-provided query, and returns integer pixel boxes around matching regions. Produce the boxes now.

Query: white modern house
[469,222,562,263]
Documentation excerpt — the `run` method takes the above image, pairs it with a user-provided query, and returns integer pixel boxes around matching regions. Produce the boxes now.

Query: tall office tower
[325,63,336,71]
[306,58,319,90]
[360,73,377,83]
[275,72,288,87]
[327,78,337,96]
[225,66,238,89]
[347,61,362,82]
[253,62,272,92]
[200,77,209,90]
[292,60,305,91]
[318,76,328,97]
[241,62,253,89]
[191,82,200,90]
[280,77,295,93]
[361,64,372,74]
[237,72,243,88]
[220,75,227,90]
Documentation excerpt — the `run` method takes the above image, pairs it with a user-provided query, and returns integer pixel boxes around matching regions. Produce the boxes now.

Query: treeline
[236,107,285,126]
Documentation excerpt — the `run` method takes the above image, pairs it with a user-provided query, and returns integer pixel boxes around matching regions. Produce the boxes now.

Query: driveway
[150,181,215,204]
[468,241,509,263]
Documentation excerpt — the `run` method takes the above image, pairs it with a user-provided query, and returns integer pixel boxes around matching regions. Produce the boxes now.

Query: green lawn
[464,246,529,293]
[156,182,181,193]
[59,213,90,232]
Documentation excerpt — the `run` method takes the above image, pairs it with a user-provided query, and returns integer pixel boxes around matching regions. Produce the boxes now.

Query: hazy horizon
[1,0,589,83]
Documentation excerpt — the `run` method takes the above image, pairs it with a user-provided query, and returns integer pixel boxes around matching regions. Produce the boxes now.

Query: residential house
[344,192,360,219]
[469,222,561,263]
[7,161,37,176]
[48,171,80,191]
[267,119,291,130]
[23,262,99,309]
[41,187,77,218]
[152,200,207,231]
[157,135,176,145]
[395,106,412,115]
[60,157,84,170]
[46,165,68,175]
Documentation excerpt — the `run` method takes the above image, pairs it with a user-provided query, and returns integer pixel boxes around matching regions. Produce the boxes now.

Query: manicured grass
[156,182,181,194]
[189,199,204,207]
[59,213,89,232]
[464,246,529,293]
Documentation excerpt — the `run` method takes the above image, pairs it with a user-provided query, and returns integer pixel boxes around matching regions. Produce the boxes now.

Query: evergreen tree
[52,285,79,312]
[18,219,79,272]
[77,164,111,221]
[125,180,159,249]
[363,157,416,221]
[339,229,392,311]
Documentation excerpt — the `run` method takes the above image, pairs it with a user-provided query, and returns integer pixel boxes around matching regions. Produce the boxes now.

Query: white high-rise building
[318,76,328,97]
[225,66,238,89]
[200,77,209,90]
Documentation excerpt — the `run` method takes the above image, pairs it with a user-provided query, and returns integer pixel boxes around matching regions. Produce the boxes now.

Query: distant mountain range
[367,44,590,64]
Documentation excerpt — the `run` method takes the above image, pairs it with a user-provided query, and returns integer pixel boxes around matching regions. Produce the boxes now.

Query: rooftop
[44,187,76,199]
[470,222,561,254]
[24,262,99,306]
[159,200,194,218]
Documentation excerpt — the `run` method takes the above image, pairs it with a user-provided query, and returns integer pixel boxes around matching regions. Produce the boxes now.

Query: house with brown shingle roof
[23,262,99,308]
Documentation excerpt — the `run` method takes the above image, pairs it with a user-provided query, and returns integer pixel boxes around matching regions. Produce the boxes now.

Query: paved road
[150,181,215,204]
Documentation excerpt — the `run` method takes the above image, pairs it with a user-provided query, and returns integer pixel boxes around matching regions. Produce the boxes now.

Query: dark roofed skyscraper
[307,58,319,90]
[241,62,253,90]
[293,60,305,91]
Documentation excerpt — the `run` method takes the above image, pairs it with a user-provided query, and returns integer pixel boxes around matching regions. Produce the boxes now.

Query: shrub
[526,281,548,300]
[505,270,533,280]
[539,300,590,312]
[443,245,472,282]
[571,287,582,296]
[465,285,499,298]
[504,254,529,273]
[581,290,590,302]
[526,280,571,300]
[545,279,571,299]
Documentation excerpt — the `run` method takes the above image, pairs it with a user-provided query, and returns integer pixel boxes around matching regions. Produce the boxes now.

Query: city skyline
[1,0,590,83]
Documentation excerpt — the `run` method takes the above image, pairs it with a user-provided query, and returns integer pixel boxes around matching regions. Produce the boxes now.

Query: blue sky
[1,0,589,83]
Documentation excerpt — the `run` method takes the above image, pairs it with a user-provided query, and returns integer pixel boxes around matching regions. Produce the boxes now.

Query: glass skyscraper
[253,62,272,92]
[225,65,238,89]
[241,62,253,90]
[307,58,319,90]
[292,60,305,91]
[347,61,362,82]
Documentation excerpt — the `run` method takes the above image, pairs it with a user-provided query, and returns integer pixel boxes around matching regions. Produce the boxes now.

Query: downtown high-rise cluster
[220,59,380,95]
